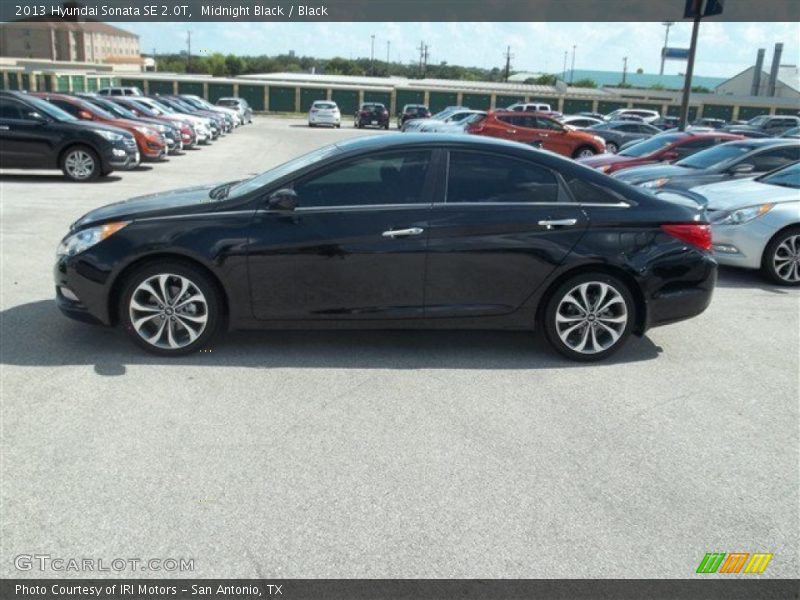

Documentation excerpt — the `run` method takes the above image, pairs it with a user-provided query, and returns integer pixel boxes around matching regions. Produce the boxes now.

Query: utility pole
[503,46,513,82]
[370,34,375,75]
[679,15,700,130]
[386,40,390,64]
[418,41,425,76]
[622,56,628,85]
[422,44,430,78]
[659,21,675,75]
[186,31,191,72]
[570,45,576,84]
[562,50,567,79]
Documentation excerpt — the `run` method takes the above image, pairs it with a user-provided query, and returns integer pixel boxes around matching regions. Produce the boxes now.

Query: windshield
[148,98,177,113]
[760,162,800,188]
[313,102,337,109]
[126,99,160,116]
[76,100,116,121]
[225,144,341,199]
[747,115,769,127]
[25,96,76,122]
[430,109,457,121]
[676,142,757,169]
[587,123,610,131]
[619,133,684,157]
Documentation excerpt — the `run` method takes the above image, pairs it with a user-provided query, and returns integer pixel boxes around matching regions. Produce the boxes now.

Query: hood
[68,120,132,138]
[690,177,799,210]
[73,183,222,229]
[613,164,689,183]
[109,117,158,133]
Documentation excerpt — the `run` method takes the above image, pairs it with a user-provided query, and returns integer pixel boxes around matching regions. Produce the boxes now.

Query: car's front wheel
[543,273,635,361]
[61,146,101,182]
[573,146,598,159]
[605,141,619,154]
[120,262,222,355]
[763,226,800,286]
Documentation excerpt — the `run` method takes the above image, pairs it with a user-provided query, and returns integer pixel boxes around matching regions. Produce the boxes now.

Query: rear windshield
[619,134,685,157]
[676,142,757,169]
[313,102,337,109]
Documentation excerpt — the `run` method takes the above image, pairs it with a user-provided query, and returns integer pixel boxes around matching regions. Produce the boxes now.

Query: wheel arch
[761,222,800,265]
[535,263,648,335]
[57,141,101,168]
[107,253,230,326]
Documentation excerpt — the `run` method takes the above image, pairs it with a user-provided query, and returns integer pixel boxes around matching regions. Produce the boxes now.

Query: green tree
[224,54,245,77]
[572,78,598,88]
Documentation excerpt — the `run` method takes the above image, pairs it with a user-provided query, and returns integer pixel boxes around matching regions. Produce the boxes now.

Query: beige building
[0,20,140,66]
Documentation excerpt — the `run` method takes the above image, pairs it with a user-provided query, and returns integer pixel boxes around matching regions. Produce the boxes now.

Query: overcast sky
[125,21,800,77]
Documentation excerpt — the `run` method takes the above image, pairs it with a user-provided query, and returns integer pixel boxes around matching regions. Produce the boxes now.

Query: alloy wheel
[129,273,209,349]
[577,148,596,158]
[555,281,628,355]
[773,234,800,283]
[64,150,95,180]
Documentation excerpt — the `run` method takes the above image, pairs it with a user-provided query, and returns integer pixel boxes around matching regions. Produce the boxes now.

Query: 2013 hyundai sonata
[54,135,717,361]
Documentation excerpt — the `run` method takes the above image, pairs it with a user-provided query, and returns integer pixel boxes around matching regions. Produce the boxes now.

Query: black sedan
[54,135,716,361]
[612,138,800,190]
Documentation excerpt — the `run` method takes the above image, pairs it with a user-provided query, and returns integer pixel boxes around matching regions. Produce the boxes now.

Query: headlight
[712,204,775,225]
[57,222,129,257]
[593,136,605,144]
[133,125,156,136]
[93,129,123,142]
[640,178,670,189]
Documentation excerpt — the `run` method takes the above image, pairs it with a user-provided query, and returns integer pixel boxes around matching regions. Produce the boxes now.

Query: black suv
[354,103,389,129]
[0,91,138,181]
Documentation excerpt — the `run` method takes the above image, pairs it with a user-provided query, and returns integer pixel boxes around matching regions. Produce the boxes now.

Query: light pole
[370,34,375,75]
[622,56,628,85]
[570,45,576,84]
[660,21,675,76]
[386,40,390,64]
[562,50,567,79]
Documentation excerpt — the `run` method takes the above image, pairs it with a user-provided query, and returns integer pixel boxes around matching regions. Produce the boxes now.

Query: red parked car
[466,110,606,158]
[578,131,745,174]
[32,93,167,161]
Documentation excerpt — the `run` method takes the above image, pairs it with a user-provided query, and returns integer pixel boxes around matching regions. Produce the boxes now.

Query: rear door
[423,149,588,317]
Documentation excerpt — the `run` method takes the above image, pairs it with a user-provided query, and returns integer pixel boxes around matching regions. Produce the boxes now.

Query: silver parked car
[216,97,253,124]
[691,161,800,285]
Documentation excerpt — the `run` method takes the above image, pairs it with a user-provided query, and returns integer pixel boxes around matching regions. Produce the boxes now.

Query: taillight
[661,224,712,251]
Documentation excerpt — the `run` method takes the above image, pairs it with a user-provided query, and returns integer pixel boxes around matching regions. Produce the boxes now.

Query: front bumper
[54,256,113,325]
[710,221,771,270]
[104,146,139,171]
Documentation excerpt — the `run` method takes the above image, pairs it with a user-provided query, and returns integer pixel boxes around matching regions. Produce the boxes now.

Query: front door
[247,149,435,320]
[424,150,588,317]
[0,97,56,168]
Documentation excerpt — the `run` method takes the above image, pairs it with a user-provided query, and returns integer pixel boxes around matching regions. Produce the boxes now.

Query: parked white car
[308,100,341,128]
[97,86,143,97]
[604,108,660,124]
[561,115,604,129]
[690,161,800,285]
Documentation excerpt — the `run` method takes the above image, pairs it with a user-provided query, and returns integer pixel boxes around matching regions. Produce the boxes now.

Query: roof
[552,69,725,90]
[714,65,800,94]
[0,19,138,38]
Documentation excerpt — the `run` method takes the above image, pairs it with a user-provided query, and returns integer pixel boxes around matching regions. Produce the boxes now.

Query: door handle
[382,227,424,238]
[538,219,577,230]
[506,129,516,134]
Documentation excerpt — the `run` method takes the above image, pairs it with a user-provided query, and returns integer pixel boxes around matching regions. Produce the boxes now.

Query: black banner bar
[1,0,799,22]
[2,579,800,600]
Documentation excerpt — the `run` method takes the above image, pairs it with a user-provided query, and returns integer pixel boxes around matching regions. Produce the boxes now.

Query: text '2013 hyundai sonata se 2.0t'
[54,134,717,361]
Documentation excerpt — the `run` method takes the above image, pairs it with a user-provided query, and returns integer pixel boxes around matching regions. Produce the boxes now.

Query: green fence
[632,102,662,111]
[238,84,265,111]
[495,95,524,108]
[429,91,458,113]
[701,104,734,121]
[462,93,491,110]
[208,83,234,103]
[178,81,203,96]
[737,106,770,120]
[364,90,392,108]
[300,87,327,111]
[563,99,593,114]
[55,75,70,91]
[396,89,425,110]
[598,100,627,113]
[331,89,359,114]
[148,80,175,95]
[269,86,296,112]
[120,78,145,90]
[775,107,800,116]
[666,104,699,121]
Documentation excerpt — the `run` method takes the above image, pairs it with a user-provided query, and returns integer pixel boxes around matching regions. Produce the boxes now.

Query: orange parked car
[467,110,606,158]
[32,93,167,161]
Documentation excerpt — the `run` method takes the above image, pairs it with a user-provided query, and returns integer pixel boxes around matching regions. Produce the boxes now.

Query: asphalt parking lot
[1,116,798,579]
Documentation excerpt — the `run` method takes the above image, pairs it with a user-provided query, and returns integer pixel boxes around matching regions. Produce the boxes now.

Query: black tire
[308,122,315,127]
[761,225,800,286]
[605,141,619,154]
[336,123,341,128]
[384,123,389,130]
[572,145,597,159]
[60,145,101,182]
[543,272,635,362]
[119,261,223,356]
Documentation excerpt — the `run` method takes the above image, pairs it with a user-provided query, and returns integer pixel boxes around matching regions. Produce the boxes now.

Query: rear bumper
[644,252,718,330]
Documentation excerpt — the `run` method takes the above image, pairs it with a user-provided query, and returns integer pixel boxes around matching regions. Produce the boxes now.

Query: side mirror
[78,110,93,120]
[662,151,679,161]
[268,188,297,211]
[731,163,754,174]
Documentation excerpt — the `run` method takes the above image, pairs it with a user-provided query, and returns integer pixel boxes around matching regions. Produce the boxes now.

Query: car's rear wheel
[61,146,100,182]
[762,226,800,286]
[120,262,222,355]
[543,273,635,361]
[573,146,598,159]
[605,141,619,154]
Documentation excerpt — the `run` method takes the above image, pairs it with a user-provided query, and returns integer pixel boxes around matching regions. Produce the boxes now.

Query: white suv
[605,108,660,123]
[507,102,552,113]
[97,86,143,97]
[308,100,341,128]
